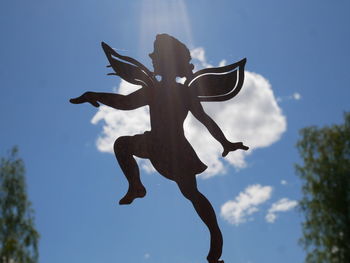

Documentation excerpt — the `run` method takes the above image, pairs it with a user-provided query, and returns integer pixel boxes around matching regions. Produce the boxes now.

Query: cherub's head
[149,34,194,79]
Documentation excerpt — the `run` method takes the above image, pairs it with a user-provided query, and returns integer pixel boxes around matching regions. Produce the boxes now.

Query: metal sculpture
[70,34,248,263]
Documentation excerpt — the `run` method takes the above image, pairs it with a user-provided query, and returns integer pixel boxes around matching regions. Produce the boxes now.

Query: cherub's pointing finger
[69,96,85,104]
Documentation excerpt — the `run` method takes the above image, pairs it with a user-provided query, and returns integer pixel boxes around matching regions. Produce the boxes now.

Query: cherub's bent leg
[176,176,223,263]
[114,135,149,205]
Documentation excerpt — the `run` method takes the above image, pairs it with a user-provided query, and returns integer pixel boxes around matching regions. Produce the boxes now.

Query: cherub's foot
[236,142,249,151]
[207,259,224,263]
[119,186,146,205]
[207,256,224,263]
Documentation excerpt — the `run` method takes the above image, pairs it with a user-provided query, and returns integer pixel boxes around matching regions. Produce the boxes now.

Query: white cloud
[265,198,298,223]
[277,92,302,102]
[280,180,287,185]
[218,59,227,67]
[220,184,273,225]
[190,47,213,69]
[91,81,151,153]
[91,47,287,177]
[293,92,301,100]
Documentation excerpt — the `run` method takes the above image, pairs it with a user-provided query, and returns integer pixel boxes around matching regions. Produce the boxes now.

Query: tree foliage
[0,147,39,263]
[296,113,350,263]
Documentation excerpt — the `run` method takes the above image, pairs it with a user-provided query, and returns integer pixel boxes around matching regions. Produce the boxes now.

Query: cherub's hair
[152,34,194,78]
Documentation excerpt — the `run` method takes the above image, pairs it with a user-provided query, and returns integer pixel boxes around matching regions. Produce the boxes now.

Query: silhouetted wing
[101,42,155,88]
[186,58,246,102]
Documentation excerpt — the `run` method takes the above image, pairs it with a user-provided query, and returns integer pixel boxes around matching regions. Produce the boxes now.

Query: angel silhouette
[70,34,248,263]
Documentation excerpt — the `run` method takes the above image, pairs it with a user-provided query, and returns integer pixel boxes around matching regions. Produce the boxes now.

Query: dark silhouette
[70,34,248,263]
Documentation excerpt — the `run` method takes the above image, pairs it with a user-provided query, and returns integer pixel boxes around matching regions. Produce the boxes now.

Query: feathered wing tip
[101,42,155,88]
[187,58,246,102]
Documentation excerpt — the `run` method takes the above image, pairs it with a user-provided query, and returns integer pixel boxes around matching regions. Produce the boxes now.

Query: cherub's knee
[114,136,130,155]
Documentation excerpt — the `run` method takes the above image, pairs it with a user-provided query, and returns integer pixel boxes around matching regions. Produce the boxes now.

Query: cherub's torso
[148,81,191,138]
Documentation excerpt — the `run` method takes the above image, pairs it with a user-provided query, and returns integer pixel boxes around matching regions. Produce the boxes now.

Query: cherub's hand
[222,141,249,157]
[69,92,100,107]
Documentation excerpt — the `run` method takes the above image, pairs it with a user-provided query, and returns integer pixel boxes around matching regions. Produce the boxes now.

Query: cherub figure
[70,34,248,263]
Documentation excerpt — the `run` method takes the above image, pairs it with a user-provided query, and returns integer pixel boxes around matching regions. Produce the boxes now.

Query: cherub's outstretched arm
[70,87,149,110]
[190,97,249,156]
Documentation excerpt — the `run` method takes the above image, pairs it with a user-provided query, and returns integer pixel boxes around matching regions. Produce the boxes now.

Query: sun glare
[139,0,193,55]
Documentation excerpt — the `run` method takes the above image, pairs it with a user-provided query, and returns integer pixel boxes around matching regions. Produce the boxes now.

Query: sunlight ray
[139,0,193,58]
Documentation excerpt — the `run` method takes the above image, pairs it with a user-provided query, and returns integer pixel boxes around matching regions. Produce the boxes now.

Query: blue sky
[1,0,349,262]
